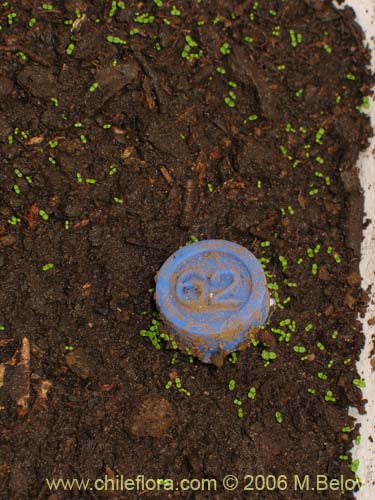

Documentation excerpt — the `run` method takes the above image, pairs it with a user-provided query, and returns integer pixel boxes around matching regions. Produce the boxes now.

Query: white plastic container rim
[341,1,375,498]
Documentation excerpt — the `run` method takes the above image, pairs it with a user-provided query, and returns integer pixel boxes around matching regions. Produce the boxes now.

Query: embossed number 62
[176,269,240,308]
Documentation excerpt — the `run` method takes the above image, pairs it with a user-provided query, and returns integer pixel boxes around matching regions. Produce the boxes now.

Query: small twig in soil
[14,136,28,151]
[71,14,87,34]
[249,25,268,48]
[230,45,280,122]
[26,136,45,146]
[124,237,169,251]
[22,203,40,229]
[17,337,31,416]
[0,45,52,67]
[338,9,366,50]
[1,337,32,415]
[132,51,166,113]
[210,117,229,135]
[29,379,52,416]
[160,166,174,185]
[142,75,156,110]
[0,338,16,346]
[72,219,90,230]
[192,150,207,188]
[37,9,62,15]
[180,178,198,229]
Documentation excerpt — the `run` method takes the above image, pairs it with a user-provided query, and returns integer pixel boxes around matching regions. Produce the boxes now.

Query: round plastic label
[155,240,269,364]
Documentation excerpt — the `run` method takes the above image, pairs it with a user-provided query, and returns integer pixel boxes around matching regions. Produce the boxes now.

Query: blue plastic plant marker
[154,240,270,365]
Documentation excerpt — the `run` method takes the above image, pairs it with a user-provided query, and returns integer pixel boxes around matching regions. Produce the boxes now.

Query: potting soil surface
[0,1,374,499]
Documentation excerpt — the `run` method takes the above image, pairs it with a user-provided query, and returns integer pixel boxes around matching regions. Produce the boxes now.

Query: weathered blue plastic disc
[154,240,269,364]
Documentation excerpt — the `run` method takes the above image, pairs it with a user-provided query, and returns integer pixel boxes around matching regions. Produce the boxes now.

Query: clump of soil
[0,1,373,499]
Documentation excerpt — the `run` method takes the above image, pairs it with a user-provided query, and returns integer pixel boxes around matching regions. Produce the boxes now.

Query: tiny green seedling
[39,210,49,221]
[182,35,203,60]
[89,82,99,92]
[247,387,256,399]
[341,426,352,433]
[134,12,155,24]
[220,42,231,55]
[324,390,336,402]
[353,379,366,388]
[170,5,181,16]
[278,255,287,272]
[228,352,237,364]
[185,235,199,245]
[350,459,360,473]
[275,411,283,423]
[66,42,75,55]
[261,350,276,361]
[42,263,54,271]
[107,35,127,45]
[109,164,117,175]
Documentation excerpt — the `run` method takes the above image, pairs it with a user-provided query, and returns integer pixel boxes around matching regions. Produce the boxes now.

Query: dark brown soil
[0,1,373,499]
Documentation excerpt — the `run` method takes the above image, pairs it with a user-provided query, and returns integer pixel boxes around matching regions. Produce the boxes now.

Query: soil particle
[0,234,16,247]
[344,292,357,309]
[0,112,13,139]
[317,266,331,282]
[334,114,363,144]
[236,138,277,175]
[347,270,362,286]
[65,348,92,380]
[144,114,193,161]
[96,60,140,103]
[258,329,277,350]
[0,74,14,96]
[127,395,176,438]
[9,461,31,499]
[16,64,57,98]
